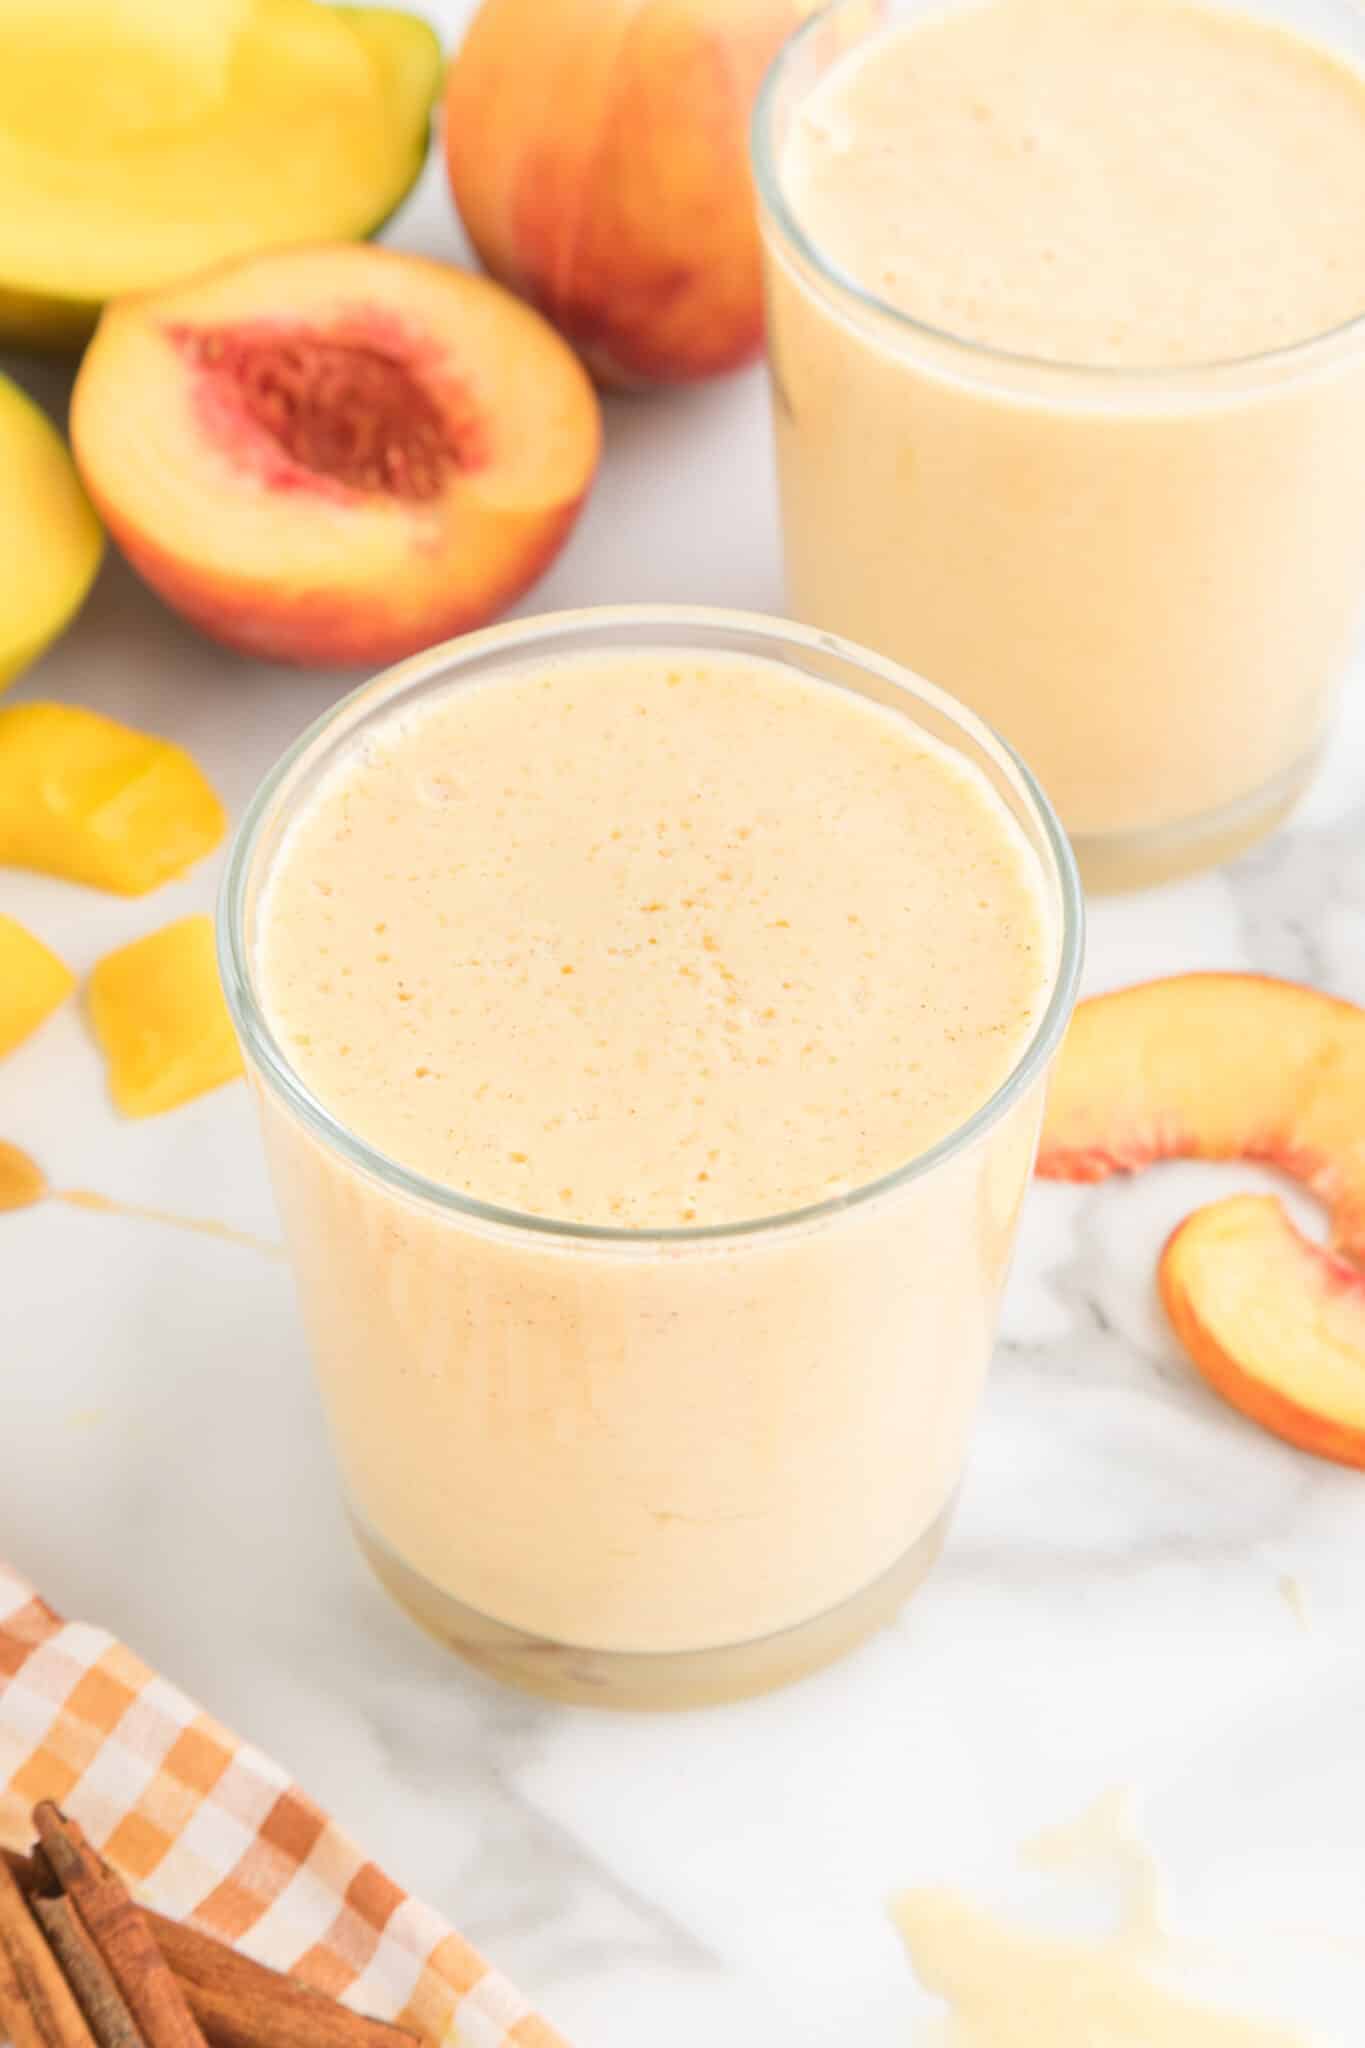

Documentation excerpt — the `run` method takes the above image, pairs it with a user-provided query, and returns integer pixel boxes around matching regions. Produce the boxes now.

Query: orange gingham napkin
[0,1564,568,2048]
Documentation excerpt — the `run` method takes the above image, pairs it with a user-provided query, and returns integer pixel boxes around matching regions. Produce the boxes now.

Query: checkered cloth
[0,1565,566,2048]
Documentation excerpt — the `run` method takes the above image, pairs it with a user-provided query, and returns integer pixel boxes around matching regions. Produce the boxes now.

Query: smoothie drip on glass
[233,620,1076,1707]
[760,0,1365,885]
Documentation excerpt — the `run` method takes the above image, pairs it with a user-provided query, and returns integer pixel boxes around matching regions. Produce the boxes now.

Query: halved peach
[1039,973,1365,1462]
[1161,1195,1365,1469]
[70,244,601,667]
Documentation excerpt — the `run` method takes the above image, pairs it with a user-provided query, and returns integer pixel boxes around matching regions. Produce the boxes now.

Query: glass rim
[751,0,1365,388]
[218,604,1084,1250]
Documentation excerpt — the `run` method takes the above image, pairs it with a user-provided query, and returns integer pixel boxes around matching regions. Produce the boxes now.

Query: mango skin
[0,376,103,686]
[0,4,442,352]
[0,916,76,1058]
[88,913,244,1117]
[0,702,226,895]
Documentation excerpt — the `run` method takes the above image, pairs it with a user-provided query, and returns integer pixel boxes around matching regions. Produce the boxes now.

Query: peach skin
[1040,973,1365,1464]
[1161,1195,1365,1469]
[444,0,807,387]
[70,244,601,668]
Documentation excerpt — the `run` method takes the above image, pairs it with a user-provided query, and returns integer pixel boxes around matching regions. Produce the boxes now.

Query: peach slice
[1039,973,1365,1462]
[0,917,75,1059]
[88,914,244,1117]
[444,0,807,386]
[70,244,601,667]
[1161,1195,1365,1469]
[0,703,226,895]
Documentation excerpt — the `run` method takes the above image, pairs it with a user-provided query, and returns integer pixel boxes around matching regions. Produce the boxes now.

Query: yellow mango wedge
[0,703,226,895]
[0,915,75,1057]
[0,375,102,686]
[88,914,244,1117]
[0,0,442,347]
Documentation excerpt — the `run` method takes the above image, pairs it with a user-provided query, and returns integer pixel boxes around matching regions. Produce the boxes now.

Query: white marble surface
[6,6,1365,2040]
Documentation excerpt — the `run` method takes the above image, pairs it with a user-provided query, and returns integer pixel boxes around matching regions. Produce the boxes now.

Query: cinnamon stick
[32,1807,209,2048]
[148,1919,418,2048]
[0,1851,99,2048]
[31,1894,145,2048]
[3,1842,419,2048]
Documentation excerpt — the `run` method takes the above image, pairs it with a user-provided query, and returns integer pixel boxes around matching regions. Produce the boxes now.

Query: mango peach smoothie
[221,611,1080,1708]
[756,0,1365,890]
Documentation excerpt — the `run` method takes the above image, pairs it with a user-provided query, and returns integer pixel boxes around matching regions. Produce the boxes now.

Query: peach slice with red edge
[70,243,601,668]
[1039,973,1365,1465]
[1161,1195,1365,1469]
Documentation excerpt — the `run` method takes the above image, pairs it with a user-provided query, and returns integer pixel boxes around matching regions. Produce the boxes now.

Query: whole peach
[444,0,808,387]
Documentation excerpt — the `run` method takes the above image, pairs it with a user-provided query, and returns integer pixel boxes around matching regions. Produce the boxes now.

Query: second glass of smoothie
[755,0,1365,890]
[220,608,1081,1709]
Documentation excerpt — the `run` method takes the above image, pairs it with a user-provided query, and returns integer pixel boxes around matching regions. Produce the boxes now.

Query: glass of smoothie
[220,607,1082,1708]
[754,0,1365,891]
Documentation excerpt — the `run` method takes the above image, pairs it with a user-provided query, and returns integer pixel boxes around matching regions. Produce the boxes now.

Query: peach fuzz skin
[1040,973,1365,1464]
[444,0,806,387]
[70,245,600,670]
[91,485,586,671]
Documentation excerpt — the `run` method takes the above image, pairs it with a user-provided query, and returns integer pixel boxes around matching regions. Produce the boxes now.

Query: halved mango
[0,916,75,1057]
[88,914,244,1117]
[0,0,442,348]
[0,375,102,687]
[0,702,226,894]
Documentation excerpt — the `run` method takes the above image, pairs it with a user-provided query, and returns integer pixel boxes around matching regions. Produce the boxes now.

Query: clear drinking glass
[753,0,1365,891]
[220,607,1082,1708]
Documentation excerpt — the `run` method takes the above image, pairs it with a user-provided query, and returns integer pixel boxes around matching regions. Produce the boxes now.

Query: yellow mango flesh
[88,913,244,1117]
[0,375,102,687]
[0,0,441,345]
[0,914,75,1057]
[0,702,226,895]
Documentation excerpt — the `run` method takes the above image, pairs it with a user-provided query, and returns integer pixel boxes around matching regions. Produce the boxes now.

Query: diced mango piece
[0,702,226,895]
[0,1140,48,1212]
[0,915,75,1057]
[88,914,243,1117]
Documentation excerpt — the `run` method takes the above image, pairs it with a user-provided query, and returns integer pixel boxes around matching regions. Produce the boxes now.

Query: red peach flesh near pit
[1039,973,1365,1464]
[172,323,489,502]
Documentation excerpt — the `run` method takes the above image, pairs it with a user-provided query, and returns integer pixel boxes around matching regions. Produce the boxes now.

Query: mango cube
[88,913,243,1117]
[0,702,226,896]
[0,914,75,1057]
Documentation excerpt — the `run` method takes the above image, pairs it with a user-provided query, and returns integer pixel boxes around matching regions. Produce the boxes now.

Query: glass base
[1071,744,1320,893]
[351,1497,957,1710]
